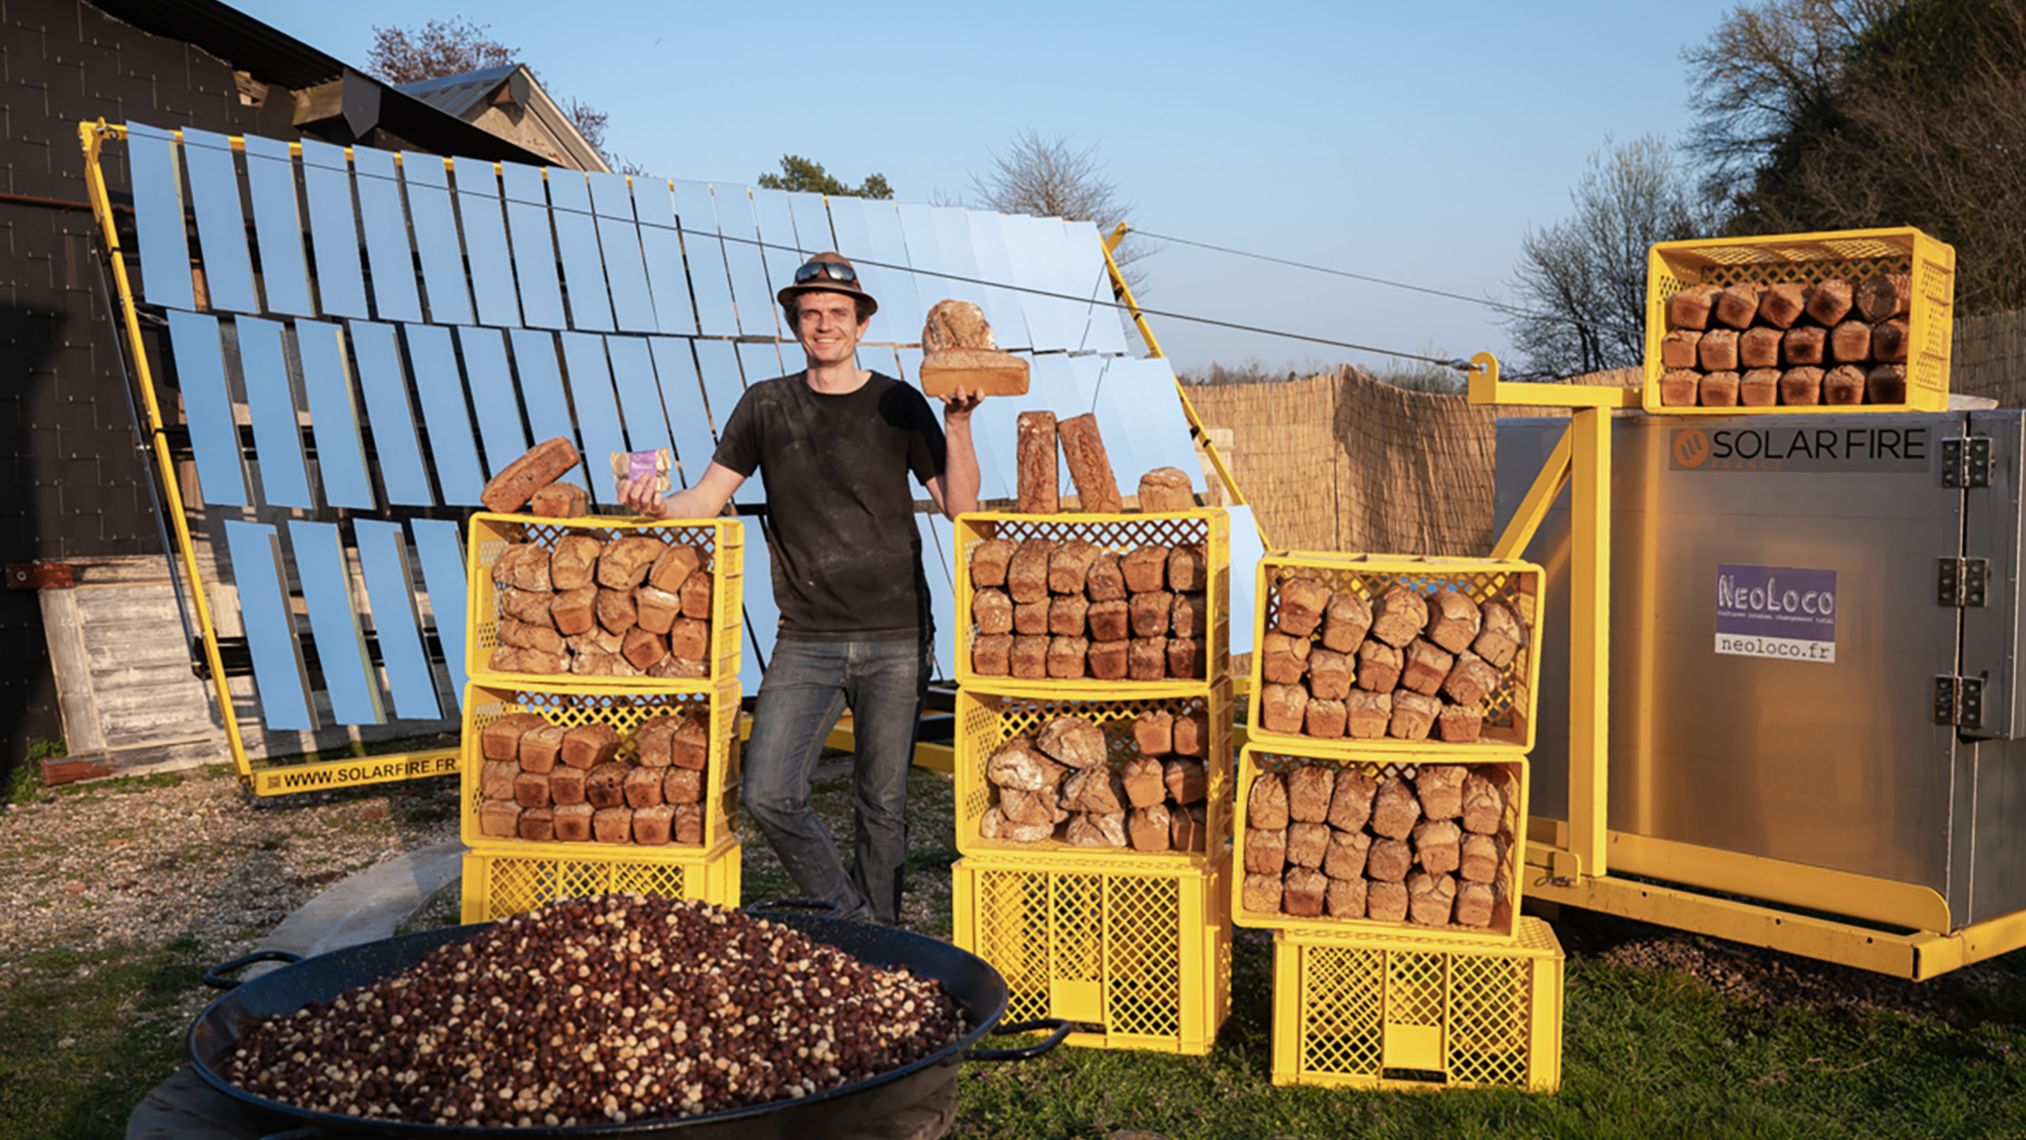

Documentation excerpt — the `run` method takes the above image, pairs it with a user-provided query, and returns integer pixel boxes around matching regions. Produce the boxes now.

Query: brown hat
[777,251,878,315]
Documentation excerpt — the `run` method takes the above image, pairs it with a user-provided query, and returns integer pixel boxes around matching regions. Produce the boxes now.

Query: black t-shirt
[712,371,947,641]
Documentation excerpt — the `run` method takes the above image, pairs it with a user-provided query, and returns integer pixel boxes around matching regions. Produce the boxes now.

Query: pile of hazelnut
[225,896,964,1128]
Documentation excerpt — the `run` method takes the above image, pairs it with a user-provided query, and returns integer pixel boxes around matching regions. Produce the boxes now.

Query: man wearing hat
[619,252,980,924]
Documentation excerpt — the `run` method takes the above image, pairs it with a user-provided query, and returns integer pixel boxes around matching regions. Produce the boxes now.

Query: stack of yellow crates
[948,509,1234,1054]
[1236,553,1563,1091]
[455,511,746,922]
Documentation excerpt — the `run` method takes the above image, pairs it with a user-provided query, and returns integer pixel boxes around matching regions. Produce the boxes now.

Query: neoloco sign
[1715,564,1837,664]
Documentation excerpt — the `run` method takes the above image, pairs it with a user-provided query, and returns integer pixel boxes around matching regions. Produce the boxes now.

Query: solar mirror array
[109,123,1238,742]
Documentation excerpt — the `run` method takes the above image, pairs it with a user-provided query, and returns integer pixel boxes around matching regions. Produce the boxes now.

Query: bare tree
[366,19,636,173]
[970,131,1150,290]
[1506,135,1709,378]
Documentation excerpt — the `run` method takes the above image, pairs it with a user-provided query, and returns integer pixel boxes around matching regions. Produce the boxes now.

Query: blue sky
[238,0,1735,374]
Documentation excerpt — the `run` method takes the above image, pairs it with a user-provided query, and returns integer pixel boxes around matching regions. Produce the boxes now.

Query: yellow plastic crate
[466,512,743,689]
[1232,745,1528,943]
[459,679,740,855]
[1272,918,1563,1092]
[952,509,1229,693]
[952,852,1230,1054]
[460,835,742,923]
[954,683,1232,866]
[1643,226,1956,415]
[1246,553,1543,755]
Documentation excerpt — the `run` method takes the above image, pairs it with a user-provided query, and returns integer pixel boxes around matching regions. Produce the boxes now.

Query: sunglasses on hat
[794,260,859,286]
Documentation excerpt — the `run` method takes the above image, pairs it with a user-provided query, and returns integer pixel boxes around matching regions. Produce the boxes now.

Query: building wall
[0,0,300,774]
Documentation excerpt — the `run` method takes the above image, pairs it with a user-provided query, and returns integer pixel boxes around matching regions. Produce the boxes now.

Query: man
[619,252,981,924]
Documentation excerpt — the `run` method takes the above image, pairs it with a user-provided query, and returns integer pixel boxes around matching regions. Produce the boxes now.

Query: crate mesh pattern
[460,839,741,922]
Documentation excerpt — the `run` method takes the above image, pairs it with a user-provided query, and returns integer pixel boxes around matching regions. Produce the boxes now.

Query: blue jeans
[743,637,928,924]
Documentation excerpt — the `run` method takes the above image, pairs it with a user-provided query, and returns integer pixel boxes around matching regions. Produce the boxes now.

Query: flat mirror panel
[236,315,312,508]
[1066,220,1127,354]
[298,138,369,319]
[928,206,992,324]
[501,162,567,329]
[750,188,804,307]
[1000,216,1060,350]
[400,152,475,326]
[737,341,782,383]
[956,347,1017,499]
[349,147,423,323]
[740,521,779,695]
[673,180,738,336]
[1029,217,1082,353]
[895,204,951,338]
[917,513,956,681]
[354,519,442,721]
[788,192,834,253]
[127,124,195,311]
[453,157,521,327]
[506,328,585,489]
[1121,358,1203,488]
[1028,354,1081,488]
[712,185,777,338]
[966,212,1031,351]
[347,320,434,505]
[632,179,697,335]
[455,326,531,475]
[165,310,248,506]
[221,520,315,730]
[590,172,657,333]
[548,169,615,332]
[559,332,626,505]
[779,340,806,374]
[288,519,383,725]
[646,338,719,489]
[242,134,314,318]
[607,336,674,462]
[293,319,375,509]
[1067,353,1104,412]
[822,197,895,345]
[693,340,758,504]
[409,519,469,703]
[403,324,486,505]
[1086,357,1146,483]
[1227,504,1265,656]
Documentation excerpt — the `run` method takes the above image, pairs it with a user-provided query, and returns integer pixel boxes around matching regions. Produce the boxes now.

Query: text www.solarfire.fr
[271,755,458,789]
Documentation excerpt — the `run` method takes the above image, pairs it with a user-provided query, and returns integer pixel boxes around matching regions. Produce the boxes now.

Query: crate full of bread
[462,682,739,854]
[954,510,1228,690]
[467,512,742,689]
[1645,227,1955,414]
[1234,747,1526,942]
[955,684,1231,863]
[1249,554,1541,754]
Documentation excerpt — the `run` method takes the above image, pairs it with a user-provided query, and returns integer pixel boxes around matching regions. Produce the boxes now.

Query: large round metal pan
[186,903,1066,1139]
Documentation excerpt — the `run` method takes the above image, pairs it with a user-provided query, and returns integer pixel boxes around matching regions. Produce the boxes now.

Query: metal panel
[713,184,777,338]
[860,200,924,342]
[693,338,746,433]
[929,206,992,321]
[235,316,312,509]
[788,191,834,252]
[1226,504,1265,656]
[127,123,196,311]
[733,343,785,501]
[966,212,1031,351]
[559,332,626,506]
[299,138,369,320]
[452,156,522,327]
[1064,220,1127,354]
[294,319,376,509]
[288,520,383,725]
[823,196,896,346]
[741,520,780,695]
[221,520,314,731]
[354,519,442,721]
[632,178,698,336]
[1968,737,2026,922]
[896,203,956,338]
[1498,412,1967,904]
[455,326,532,476]
[410,518,470,704]
[507,328,585,490]
[241,134,315,318]
[648,337,721,488]
[349,147,423,323]
[1001,215,1062,351]
[956,347,1016,500]
[502,162,567,329]
[1964,410,2026,739]
[751,188,805,306]
[1083,357,1142,482]
[399,152,475,327]
[590,172,658,333]
[919,512,957,682]
[607,335,674,459]
[1109,358,1202,490]
[347,321,433,506]
[673,180,738,337]
[402,324,486,505]
[164,309,248,506]
[547,169,615,332]
[1027,354,1081,488]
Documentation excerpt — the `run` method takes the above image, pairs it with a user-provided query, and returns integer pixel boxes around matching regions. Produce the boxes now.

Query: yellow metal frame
[1469,350,2026,978]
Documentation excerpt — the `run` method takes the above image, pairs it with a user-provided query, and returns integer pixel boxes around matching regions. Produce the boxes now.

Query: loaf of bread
[530,481,589,519]
[1006,541,1053,603]
[1128,636,1167,680]
[1045,636,1087,678]
[1321,592,1372,653]
[482,437,581,513]
[1758,283,1804,328]
[1010,636,1047,679]
[1700,371,1740,407]
[1058,414,1124,513]
[1345,690,1391,740]
[1120,546,1167,593]
[1804,279,1854,326]
[1304,698,1346,738]
[1399,639,1453,697]
[549,536,602,591]
[1085,553,1126,602]
[1276,577,1330,638]
[1086,601,1129,642]
[1016,412,1059,514]
[1137,467,1195,513]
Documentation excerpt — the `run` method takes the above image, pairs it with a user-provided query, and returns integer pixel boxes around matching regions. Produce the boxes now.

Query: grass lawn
[3,762,2024,1138]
